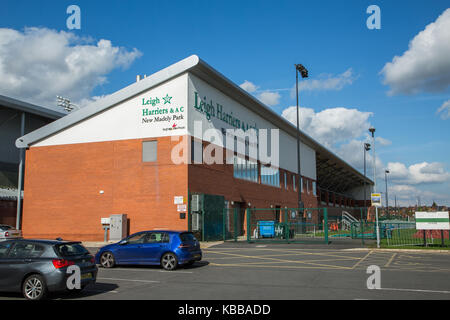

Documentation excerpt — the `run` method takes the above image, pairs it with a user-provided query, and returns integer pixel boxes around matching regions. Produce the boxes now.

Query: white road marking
[99,268,193,274]
[97,277,160,283]
[84,289,119,294]
[379,287,450,294]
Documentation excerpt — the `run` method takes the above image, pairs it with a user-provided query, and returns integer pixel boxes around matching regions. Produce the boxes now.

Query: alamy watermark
[366,265,381,290]
[66,5,81,30]
[66,265,81,290]
[366,5,381,30]
[170,121,280,169]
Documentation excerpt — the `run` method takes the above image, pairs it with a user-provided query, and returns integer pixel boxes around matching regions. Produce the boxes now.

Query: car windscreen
[0,225,13,231]
[179,232,197,242]
[55,243,89,257]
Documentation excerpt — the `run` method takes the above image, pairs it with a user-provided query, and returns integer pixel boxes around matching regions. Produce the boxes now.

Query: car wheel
[22,274,47,300]
[100,251,116,268]
[161,253,178,271]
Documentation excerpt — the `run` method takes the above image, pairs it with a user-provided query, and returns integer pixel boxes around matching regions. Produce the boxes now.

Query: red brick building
[16,56,373,241]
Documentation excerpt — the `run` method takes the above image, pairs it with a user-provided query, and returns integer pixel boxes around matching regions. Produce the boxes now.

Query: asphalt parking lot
[2,242,450,300]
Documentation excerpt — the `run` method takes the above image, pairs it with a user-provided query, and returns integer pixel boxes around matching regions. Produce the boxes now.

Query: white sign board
[371,193,382,207]
[415,212,450,230]
[177,204,187,212]
[174,196,184,205]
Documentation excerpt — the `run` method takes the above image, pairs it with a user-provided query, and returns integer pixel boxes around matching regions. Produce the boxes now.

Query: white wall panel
[34,74,188,147]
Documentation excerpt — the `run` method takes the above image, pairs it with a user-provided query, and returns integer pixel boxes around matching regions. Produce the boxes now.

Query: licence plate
[81,273,92,280]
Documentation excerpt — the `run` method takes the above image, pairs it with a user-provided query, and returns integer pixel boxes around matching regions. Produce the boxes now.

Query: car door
[1,241,42,291]
[0,241,14,290]
[114,232,148,264]
[140,232,170,264]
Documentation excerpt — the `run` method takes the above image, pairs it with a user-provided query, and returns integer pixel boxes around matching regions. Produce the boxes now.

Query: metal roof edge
[190,58,373,185]
[0,94,65,119]
[14,54,372,185]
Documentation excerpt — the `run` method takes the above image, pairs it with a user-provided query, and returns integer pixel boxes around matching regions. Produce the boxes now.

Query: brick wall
[22,136,188,241]
[0,200,17,226]
[22,135,319,241]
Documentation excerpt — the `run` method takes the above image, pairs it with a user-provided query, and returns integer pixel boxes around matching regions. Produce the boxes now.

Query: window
[312,181,317,196]
[143,141,157,162]
[0,242,12,258]
[301,177,304,193]
[180,232,197,242]
[293,175,296,191]
[146,232,169,243]
[127,233,147,244]
[191,139,203,164]
[284,172,287,189]
[9,243,45,258]
[261,166,280,187]
[0,225,13,231]
[56,243,88,257]
[233,156,258,183]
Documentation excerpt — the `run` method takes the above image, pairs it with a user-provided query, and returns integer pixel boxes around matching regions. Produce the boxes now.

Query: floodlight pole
[363,143,371,221]
[295,64,308,210]
[369,127,380,248]
[296,69,301,209]
[385,170,390,219]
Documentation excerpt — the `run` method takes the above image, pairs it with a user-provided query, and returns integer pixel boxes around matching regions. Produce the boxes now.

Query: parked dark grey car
[0,239,97,300]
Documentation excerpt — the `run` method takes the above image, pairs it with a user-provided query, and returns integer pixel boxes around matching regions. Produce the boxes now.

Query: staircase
[341,211,359,230]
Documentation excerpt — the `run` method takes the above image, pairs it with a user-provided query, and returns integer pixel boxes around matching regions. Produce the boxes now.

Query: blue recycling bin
[258,221,275,238]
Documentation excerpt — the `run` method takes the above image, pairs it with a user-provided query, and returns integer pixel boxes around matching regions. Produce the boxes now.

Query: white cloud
[239,80,280,106]
[257,91,281,106]
[381,8,450,95]
[437,99,450,119]
[387,161,450,185]
[300,68,356,91]
[376,136,392,146]
[281,104,450,205]
[281,106,373,148]
[239,80,259,93]
[289,69,356,97]
[0,27,142,108]
[389,184,449,207]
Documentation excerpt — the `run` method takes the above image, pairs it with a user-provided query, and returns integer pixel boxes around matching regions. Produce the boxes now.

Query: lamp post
[368,127,380,248]
[57,96,79,112]
[363,143,371,220]
[385,170,390,219]
[295,64,308,209]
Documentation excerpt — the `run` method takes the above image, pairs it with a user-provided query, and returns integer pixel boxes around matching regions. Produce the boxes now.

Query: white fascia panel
[33,74,188,147]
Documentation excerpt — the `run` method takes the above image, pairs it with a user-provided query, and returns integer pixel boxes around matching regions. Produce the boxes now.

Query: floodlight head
[385,170,390,174]
[369,127,376,137]
[364,143,371,151]
[295,64,309,78]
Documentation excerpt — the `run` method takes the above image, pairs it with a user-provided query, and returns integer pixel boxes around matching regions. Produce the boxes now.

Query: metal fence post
[360,219,365,246]
[284,208,289,243]
[324,208,329,244]
[234,208,238,242]
[223,208,226,241]
[246,208,251,243]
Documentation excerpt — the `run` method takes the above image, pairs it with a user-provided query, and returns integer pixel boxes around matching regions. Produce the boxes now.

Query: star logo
[163,94,172,104]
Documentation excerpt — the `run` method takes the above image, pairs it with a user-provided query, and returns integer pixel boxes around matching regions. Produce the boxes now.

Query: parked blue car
[95,231,202,271]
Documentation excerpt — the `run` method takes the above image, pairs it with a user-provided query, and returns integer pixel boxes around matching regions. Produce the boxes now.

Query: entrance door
[203,194,225,241]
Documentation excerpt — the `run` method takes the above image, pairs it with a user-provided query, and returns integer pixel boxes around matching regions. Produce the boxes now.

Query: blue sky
[2,0,450,206]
